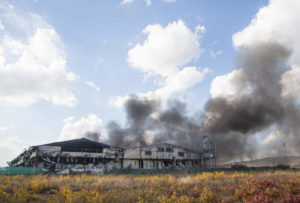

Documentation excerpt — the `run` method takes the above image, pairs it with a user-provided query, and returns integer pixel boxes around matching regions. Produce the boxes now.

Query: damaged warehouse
[9,138,216,174]
[123,143,202,169]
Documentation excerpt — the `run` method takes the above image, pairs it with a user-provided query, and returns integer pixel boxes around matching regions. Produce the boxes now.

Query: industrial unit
[123,143,202,169]
[9,138,216,174]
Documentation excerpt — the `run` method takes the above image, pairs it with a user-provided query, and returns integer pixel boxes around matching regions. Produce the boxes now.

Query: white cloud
[0,135,28,166]
[111,20,207,107]
[0,2,77,107]
[86,81,100,91]
[111,67,210,107]
[0,125,28,167]
[195,25,206,34]
[128,20,202,77]
[109,95,131,108]
[0,29,77,107]
[59,114,103,141]
[164,0,176,2]
[210,69,253,100]
[120,0,134,5]
[146,67,210,102]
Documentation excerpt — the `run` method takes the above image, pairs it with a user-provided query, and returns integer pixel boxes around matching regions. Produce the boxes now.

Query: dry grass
[0,170,300,202]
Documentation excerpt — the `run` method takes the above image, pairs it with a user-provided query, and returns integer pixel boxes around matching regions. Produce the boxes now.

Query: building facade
[9,138,215,174]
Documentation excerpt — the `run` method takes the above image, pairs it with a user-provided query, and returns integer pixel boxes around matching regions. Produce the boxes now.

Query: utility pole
[210,141,213,168]
[283,143,286,165]
[213,141,217,168]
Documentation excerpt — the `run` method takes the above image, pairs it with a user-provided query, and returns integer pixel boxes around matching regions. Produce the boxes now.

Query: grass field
[1,170,300,202]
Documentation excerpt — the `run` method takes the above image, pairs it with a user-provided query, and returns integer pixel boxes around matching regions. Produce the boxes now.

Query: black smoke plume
[107,98,202,149]
[106,42,300,162]
[203,43,300,161]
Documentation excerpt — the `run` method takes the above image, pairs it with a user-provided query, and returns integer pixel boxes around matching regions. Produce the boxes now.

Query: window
[178,152,184,157]
[158,147,164,152]
[166,147,172,152]
[145,151,152,156]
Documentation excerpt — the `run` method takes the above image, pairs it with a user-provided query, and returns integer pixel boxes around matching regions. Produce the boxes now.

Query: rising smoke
[107,98,157,146]
[107,98,202,150]
[84,131,101,142]
[204,43,294,161]
[105,42,300,162]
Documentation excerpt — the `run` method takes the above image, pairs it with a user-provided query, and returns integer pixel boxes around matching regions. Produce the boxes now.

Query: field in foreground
[1,170,300,202]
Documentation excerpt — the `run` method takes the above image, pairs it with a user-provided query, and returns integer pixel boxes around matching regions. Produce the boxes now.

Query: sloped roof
[40,138,110,152]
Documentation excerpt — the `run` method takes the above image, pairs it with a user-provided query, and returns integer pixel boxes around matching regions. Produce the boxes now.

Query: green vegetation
[0,170,300,202]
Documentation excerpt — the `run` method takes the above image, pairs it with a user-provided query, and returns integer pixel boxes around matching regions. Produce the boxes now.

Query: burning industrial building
[9,137,216,174]
[4,0,300,174]
[8,41,300,173]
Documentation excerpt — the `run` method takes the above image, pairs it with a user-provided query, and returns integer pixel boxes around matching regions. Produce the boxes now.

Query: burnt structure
[9,138,216,174]
[123,143,202,169]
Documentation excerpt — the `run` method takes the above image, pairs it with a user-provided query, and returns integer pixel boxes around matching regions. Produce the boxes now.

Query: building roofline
[35,138,110,148]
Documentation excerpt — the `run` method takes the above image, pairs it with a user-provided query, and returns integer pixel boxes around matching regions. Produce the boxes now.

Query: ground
[1,170,300,202]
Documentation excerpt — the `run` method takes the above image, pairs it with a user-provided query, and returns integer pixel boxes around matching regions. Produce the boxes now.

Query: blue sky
[3,0,300,166]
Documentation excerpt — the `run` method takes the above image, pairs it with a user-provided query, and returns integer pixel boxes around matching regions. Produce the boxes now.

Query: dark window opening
[158,147,164,152]
[140,160,144,168]
[145,151,152,156]
[162,160,173,167]
[77,157,84,164]
[166,147,172,152]
[178,152,184,157]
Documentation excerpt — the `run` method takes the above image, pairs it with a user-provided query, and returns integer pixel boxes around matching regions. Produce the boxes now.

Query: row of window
[39,156,107,165]
[144,151,185,157]
[157,147,173,152]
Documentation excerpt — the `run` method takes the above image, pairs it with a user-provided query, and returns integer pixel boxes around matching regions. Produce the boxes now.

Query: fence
[0,167,43,175]
[0,165,290,175]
